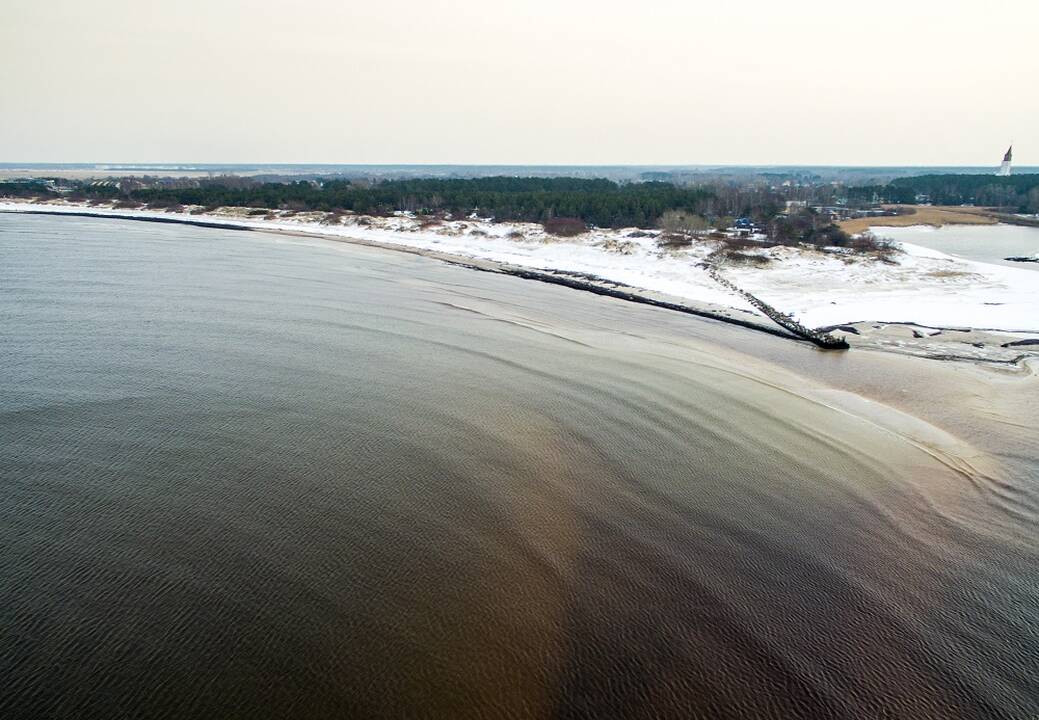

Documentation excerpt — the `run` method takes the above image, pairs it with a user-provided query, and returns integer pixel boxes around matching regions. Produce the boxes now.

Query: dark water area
[2,215,1037,719]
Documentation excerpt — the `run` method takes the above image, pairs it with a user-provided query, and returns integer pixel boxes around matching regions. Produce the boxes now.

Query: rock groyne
[707,265,849,350]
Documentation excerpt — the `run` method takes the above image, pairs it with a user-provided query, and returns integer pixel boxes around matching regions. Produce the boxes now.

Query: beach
[3,199,1037,367]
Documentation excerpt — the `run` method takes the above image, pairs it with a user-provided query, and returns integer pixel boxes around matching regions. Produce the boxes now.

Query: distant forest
[4,173,1037,234]
[887,174,1039,209]
[847,174,1039,210]
[16,178,719,229]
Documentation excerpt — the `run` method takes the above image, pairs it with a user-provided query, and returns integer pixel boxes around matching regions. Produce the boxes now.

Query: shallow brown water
[1,214,1037,718]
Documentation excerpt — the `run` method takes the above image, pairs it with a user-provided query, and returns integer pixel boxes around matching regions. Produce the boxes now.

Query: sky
[3,0,1037,166]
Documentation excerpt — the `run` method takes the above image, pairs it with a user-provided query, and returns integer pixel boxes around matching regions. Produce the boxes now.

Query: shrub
[658,210,709,235]
[724,250,770,266]
[718,235,761,251]
[769,209,851,248]
[850,231,898,262]
[849,231,884,252]
[656,232,693,249]
[806,224,852,248]
[542,217,587,237]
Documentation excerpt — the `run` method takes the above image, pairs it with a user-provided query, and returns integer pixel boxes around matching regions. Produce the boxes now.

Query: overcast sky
[3,0,1036,166]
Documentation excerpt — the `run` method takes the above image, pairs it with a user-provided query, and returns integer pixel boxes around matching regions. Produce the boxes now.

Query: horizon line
[1,161,1034,170]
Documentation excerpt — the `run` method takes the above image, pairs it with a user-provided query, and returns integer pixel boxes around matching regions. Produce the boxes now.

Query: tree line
[885,174,1039,211]
[81,177,719,229]
[0,175,856,246]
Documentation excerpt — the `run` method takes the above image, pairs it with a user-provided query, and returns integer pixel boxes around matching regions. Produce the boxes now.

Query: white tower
[997,145,1012,176]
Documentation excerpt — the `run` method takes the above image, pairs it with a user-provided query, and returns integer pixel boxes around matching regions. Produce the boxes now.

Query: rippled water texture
[2,215,1037,718]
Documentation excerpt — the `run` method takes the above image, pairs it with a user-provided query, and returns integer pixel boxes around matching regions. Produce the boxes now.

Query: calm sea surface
[877,223,1039,270]
[2,214,1037,719]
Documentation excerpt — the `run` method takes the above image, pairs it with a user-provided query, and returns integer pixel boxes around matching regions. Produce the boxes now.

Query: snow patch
[3,199,1037,332]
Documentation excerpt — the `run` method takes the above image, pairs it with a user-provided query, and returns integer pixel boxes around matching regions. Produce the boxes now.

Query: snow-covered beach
[3,199,1037,362]
[724,240,1038,332]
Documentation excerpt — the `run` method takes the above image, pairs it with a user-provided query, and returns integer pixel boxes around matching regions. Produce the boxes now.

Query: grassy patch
[839,205,997,234]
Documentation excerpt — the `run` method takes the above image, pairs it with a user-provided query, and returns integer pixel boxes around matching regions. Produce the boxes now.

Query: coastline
[3,205,801,342]
[3,199,1037,367]
[5,207,1037,720]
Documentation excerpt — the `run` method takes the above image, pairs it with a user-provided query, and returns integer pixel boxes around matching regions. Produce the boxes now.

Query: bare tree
[658,210,709,235]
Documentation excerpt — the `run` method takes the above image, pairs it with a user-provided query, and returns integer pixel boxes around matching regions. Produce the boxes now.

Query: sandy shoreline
[8,206,799,340]
[3,200,1037,367]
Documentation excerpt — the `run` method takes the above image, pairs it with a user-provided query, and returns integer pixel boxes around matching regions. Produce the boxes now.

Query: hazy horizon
[3,0,1036,166]
[3,161,1038,169]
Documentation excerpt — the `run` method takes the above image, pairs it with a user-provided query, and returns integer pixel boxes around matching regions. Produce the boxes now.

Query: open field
[840,205,997,234]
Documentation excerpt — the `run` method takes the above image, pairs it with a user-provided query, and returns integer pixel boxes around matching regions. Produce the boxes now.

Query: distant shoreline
[3,201,1037,367]
[3,208,256,232]
[1,206,805,345]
